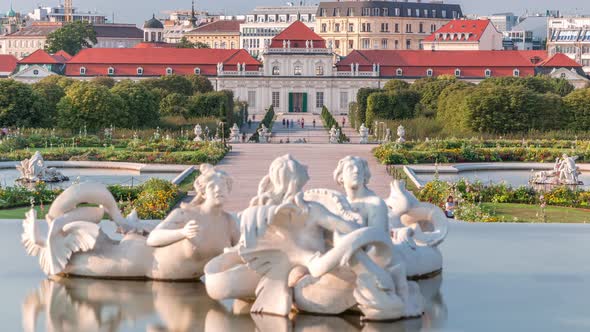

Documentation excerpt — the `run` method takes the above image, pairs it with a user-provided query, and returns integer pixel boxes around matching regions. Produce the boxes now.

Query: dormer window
[194,67,201,75]
[396,68,403,76]
[80,67,86,75]
[513,69,520,77]
[454,68,461,77]
[485,69,492,77]
[108,67,115,75]
[426,68,433,77]
[137,67,143,75]
[166,67,173,75]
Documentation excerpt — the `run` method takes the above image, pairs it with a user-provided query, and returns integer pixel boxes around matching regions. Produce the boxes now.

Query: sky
[8,0,590,26]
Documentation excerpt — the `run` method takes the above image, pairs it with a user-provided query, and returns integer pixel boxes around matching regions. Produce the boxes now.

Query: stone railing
[218,70,263,76]
[266,47,331,54]
[336,71,379,77]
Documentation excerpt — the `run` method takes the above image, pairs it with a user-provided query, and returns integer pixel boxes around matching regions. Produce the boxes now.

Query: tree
[383,79,410,92]
[91,76,116,88]
[411,76,458,117]
[355,88,382,126]
[45,21,97,55]
[177,37,210,49]
[0,80,48,127]
[140,75,193,96]
[31,79,65,124]
[111,80,160,128]
[563,88,590,130]
[57,82,124,130]
[366,90,420,126]
[436,82,474,136]
[187,74,213,93]
[159,93,189,118]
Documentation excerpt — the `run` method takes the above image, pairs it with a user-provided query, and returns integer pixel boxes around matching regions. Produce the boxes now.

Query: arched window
[484,69,492,78]
[80,67,86,75]
[513,69,520,77]
[166,67,173,75]
[272,66,280,75]
[108,67,115,75]
[294,64,302,76]
[454,68,461,77]
[194,67,201,75]
[151,32,156,41]
[396,68,403,76]
[137,67,143,75]
[426,68,433,77]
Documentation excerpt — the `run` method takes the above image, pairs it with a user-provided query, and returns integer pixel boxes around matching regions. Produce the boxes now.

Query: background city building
[423,19,503,51]
[185,19,243,49]
[240,4,317,59]
[27,4,108,24]
[547,16,590,74]
[315,0,462,55]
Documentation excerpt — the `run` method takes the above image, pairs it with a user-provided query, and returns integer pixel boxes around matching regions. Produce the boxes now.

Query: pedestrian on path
[312,119,316,128]
[248,119,252,129]
[342,117,346,127]
[282,118,286,127]
[253,115,256,121]
[301,119,304,128]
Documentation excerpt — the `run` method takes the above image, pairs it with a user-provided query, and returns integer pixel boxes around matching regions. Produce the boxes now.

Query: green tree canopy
[159,93,189,118]
[383,79,410,92]
[176,37,210,49]
[44,21,97,55]
[0,80,48,127]
[57,81,124,130]
[187,74,213,93]
[140,74,193,96]
[31,79,65,124]
[411,76,458,117]
[91,76,116,88]
[111,80,160,128]
[563,88,590,130]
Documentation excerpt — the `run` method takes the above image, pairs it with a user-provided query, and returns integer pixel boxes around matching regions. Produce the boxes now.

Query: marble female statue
[329,125,338,143]
[359,123,369,144]
[21,164,239,280]
[193,124,203,142]
[334,156,448,278]
[396,125,406,143]
[205,155,422,321]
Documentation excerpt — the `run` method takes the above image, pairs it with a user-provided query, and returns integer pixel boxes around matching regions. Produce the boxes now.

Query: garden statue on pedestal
[530,154,583,185]
[21,164,239,280]
[397,125,406,143]
[384,128,392,142]
[229,123,241,143]
[329,125,339,144]
[359,123,369,144]
[257,124,271,143]
[16,151,68,183]
[193,124,202,142]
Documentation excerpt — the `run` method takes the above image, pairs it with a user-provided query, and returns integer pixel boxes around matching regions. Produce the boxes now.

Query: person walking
[301,118,305,128]
[312,119,316,128]
[282,118,286,127]
[248,119,252,129]
[342,117,346,127]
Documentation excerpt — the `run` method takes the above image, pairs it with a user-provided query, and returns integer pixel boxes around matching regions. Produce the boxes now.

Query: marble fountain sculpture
[16,151,69,183]
[530,154,583,185]
[21,155,449,322]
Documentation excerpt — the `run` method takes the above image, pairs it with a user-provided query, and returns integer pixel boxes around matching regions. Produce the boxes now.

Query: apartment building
[547,16,590,74]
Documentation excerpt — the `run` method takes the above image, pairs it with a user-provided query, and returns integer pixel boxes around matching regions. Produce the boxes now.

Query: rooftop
[187,20,243,35]
[5,22,62,37]
[424,19,494,42]
[0,54,17,74]
[317,1,462,18]
[18,49,70,64]
[94,24,143,39]
[269,20,326,48]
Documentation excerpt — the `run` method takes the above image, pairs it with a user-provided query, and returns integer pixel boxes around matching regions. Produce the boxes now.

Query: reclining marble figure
[21,164,239,279]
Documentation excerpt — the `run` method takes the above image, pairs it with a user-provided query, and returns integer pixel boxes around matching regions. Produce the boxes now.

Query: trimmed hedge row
[321,106,349,143]
[249,106,275,142]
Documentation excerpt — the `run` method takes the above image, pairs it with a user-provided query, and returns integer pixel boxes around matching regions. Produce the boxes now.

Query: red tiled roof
[538,53,582,67]
[65,48,261,76]
[0,55,17,74]
[187,20,242,34]
[424,19,492,42]
[337,50,549,68]
[270,20,326,48]
[18,49,69,64]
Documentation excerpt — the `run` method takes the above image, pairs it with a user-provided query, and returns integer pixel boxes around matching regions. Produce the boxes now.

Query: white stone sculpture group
[530,154,583,185]
[193,124,203,142]
[257,124,271,143]
[329,125,341,144]
[397,124,406,143]
[16,151,69,183]
[21,155,449,322]
[359,123,369,144]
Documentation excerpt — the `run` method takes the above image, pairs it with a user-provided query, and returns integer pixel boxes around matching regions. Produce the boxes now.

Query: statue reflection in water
[22,276,446,332]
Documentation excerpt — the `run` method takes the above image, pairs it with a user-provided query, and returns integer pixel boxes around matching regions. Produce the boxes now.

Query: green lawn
[0,206,47,219]
[482,203,590,223]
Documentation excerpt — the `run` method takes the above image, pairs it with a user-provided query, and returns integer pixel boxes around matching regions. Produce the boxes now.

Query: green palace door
[288,93,307,113]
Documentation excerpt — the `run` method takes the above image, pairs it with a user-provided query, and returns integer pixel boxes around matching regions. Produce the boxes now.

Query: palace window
[513,69,520,77]
[272,91,280,108]
[347,8,353,16]
[455,68,461,77]
[406,39,411,49]
[108,67,115,75]
[248,91,256,108]
[383,8,389,16]
[321,23,327,32]
[394,8,400,16]
[334,40,340,49]
[334,23,340,32]
[294,65,302,76]
[348,23,354,32]
[372,8,380,16]
[426,69,433,77]
[406,24,412,33]
[348,40,354,49]
[394,40,399,49]
[272,66,280,75]
[362,38,370,49]
[80,67,86,75]
[137,67,143,75]
[485,69,492,77]
[419,23,424,33]
[166,67,173,75]
[362,8,370,16]
[316,91,324,108]
[431,24,437,33]
[381,39,388,49]
[340,91,348,109]
[442,10,447,18]
[194,67,201,75]
[381,23,389,32]
[395,23,400,33]
[316,64,324,76]
[396,68,403,76]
